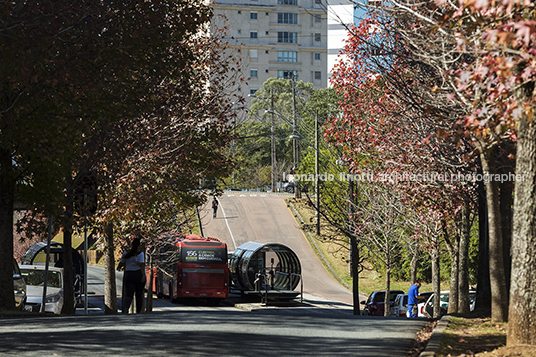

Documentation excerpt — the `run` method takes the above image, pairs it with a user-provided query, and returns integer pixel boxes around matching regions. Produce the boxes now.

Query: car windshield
[21,270,62,288]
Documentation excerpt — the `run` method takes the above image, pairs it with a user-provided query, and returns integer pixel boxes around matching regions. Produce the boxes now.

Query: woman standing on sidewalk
[117,237,145,314]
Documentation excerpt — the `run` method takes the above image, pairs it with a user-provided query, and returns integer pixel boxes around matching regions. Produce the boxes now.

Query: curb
[420,314,451,357]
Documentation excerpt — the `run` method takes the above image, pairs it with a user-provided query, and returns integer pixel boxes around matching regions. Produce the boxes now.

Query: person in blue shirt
[407,281,423,318]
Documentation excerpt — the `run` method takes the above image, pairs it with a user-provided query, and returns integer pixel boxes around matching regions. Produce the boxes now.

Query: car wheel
[286,186,294,194]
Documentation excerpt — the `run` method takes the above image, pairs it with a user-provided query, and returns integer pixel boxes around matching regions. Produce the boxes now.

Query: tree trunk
[62,175,76,315]
[446,234,459,314]
[104,222,118,314]
[480,148,509,322]
[348,180,360,315]
[507,112,536,346]
[499,168,514,298]
[350,235,360,315]
[476,177,491,311]
[384,262,391,317]
[410,247,419,285]
[458,204,471,313]
[0,148,16,311]
[432,242,441,319]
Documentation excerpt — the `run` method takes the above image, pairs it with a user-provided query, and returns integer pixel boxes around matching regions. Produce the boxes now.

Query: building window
[278,32,298,43]
[250,69,258,78]
[278,51,298,62]
[314,14,321,22]
[278,0,297,4]
[266,69,269,73]
[315,0,322,4]
[315,71,321,80]
[278,70,298,79]
[315,33,321,42]
[238,11,241,14]
[250,31,258,39]
[278,13,298,24]
[314,53,321,60]
[238,29,241,34]
[250,12,258,20]
[250,49,258,58]
[368,0,381,6]
[266,31,269,35]
[250,89,258,96]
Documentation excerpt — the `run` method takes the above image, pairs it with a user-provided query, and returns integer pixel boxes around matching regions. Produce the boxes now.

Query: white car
[417,291,434,317]
[390,293,408,317]
[19,265,65,315]
[423,290,476,318]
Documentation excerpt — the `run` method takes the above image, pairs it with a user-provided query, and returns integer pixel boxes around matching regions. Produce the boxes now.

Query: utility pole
[292,75,301,198]
[315,109,320,235]
[271,90,276,193]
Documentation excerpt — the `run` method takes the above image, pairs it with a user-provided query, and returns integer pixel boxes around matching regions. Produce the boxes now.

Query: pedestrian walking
[117,237,146,314]
[407,281,424,318]
[212,197,219,218]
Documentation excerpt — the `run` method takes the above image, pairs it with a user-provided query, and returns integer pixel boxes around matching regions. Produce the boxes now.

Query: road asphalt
[1,293,431,357]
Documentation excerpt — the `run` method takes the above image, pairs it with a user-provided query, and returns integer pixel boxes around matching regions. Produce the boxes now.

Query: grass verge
[435,312,536,356]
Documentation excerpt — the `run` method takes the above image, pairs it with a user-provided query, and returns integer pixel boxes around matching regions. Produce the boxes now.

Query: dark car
[361,290,405,316]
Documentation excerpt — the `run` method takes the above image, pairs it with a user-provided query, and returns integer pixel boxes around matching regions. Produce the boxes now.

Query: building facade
[326,0,356,85]
[212,0,328,102]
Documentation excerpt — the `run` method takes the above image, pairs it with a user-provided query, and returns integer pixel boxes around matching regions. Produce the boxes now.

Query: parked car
[423,290,477,318]
[361,290,405,316]
[390,293,408,317]
[19,265,65,314]
[13,259,27,310]
[282,182,295,193]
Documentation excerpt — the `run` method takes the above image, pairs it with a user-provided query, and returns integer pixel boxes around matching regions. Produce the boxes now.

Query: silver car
[13,259,27,309]
[19,265,65,314]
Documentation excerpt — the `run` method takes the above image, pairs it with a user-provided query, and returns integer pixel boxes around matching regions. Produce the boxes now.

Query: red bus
[152,234,229,304]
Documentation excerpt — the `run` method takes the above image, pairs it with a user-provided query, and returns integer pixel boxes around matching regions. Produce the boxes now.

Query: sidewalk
[420,315,450,357]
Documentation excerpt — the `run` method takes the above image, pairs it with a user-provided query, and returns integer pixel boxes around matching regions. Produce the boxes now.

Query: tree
[1,0,241,313]
[90,7,240,313]
[432,0,535,331]
[327,9,480,318]
[353,184,406,316]
[0,0,104,312]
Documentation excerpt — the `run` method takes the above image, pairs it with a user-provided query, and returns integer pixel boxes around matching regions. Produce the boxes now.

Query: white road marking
[219,203,237,251]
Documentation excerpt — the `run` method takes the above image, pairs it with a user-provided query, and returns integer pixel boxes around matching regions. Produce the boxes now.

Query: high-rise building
[326,0,356,85]
[212,0,328,103]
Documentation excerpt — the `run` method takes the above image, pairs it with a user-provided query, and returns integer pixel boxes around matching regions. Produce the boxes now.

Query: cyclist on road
[212,197,219,218]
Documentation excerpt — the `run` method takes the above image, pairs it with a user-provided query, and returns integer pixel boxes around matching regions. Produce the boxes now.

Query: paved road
[0,194,431,356]
[200,192,366,306]
[1,306,427,356]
